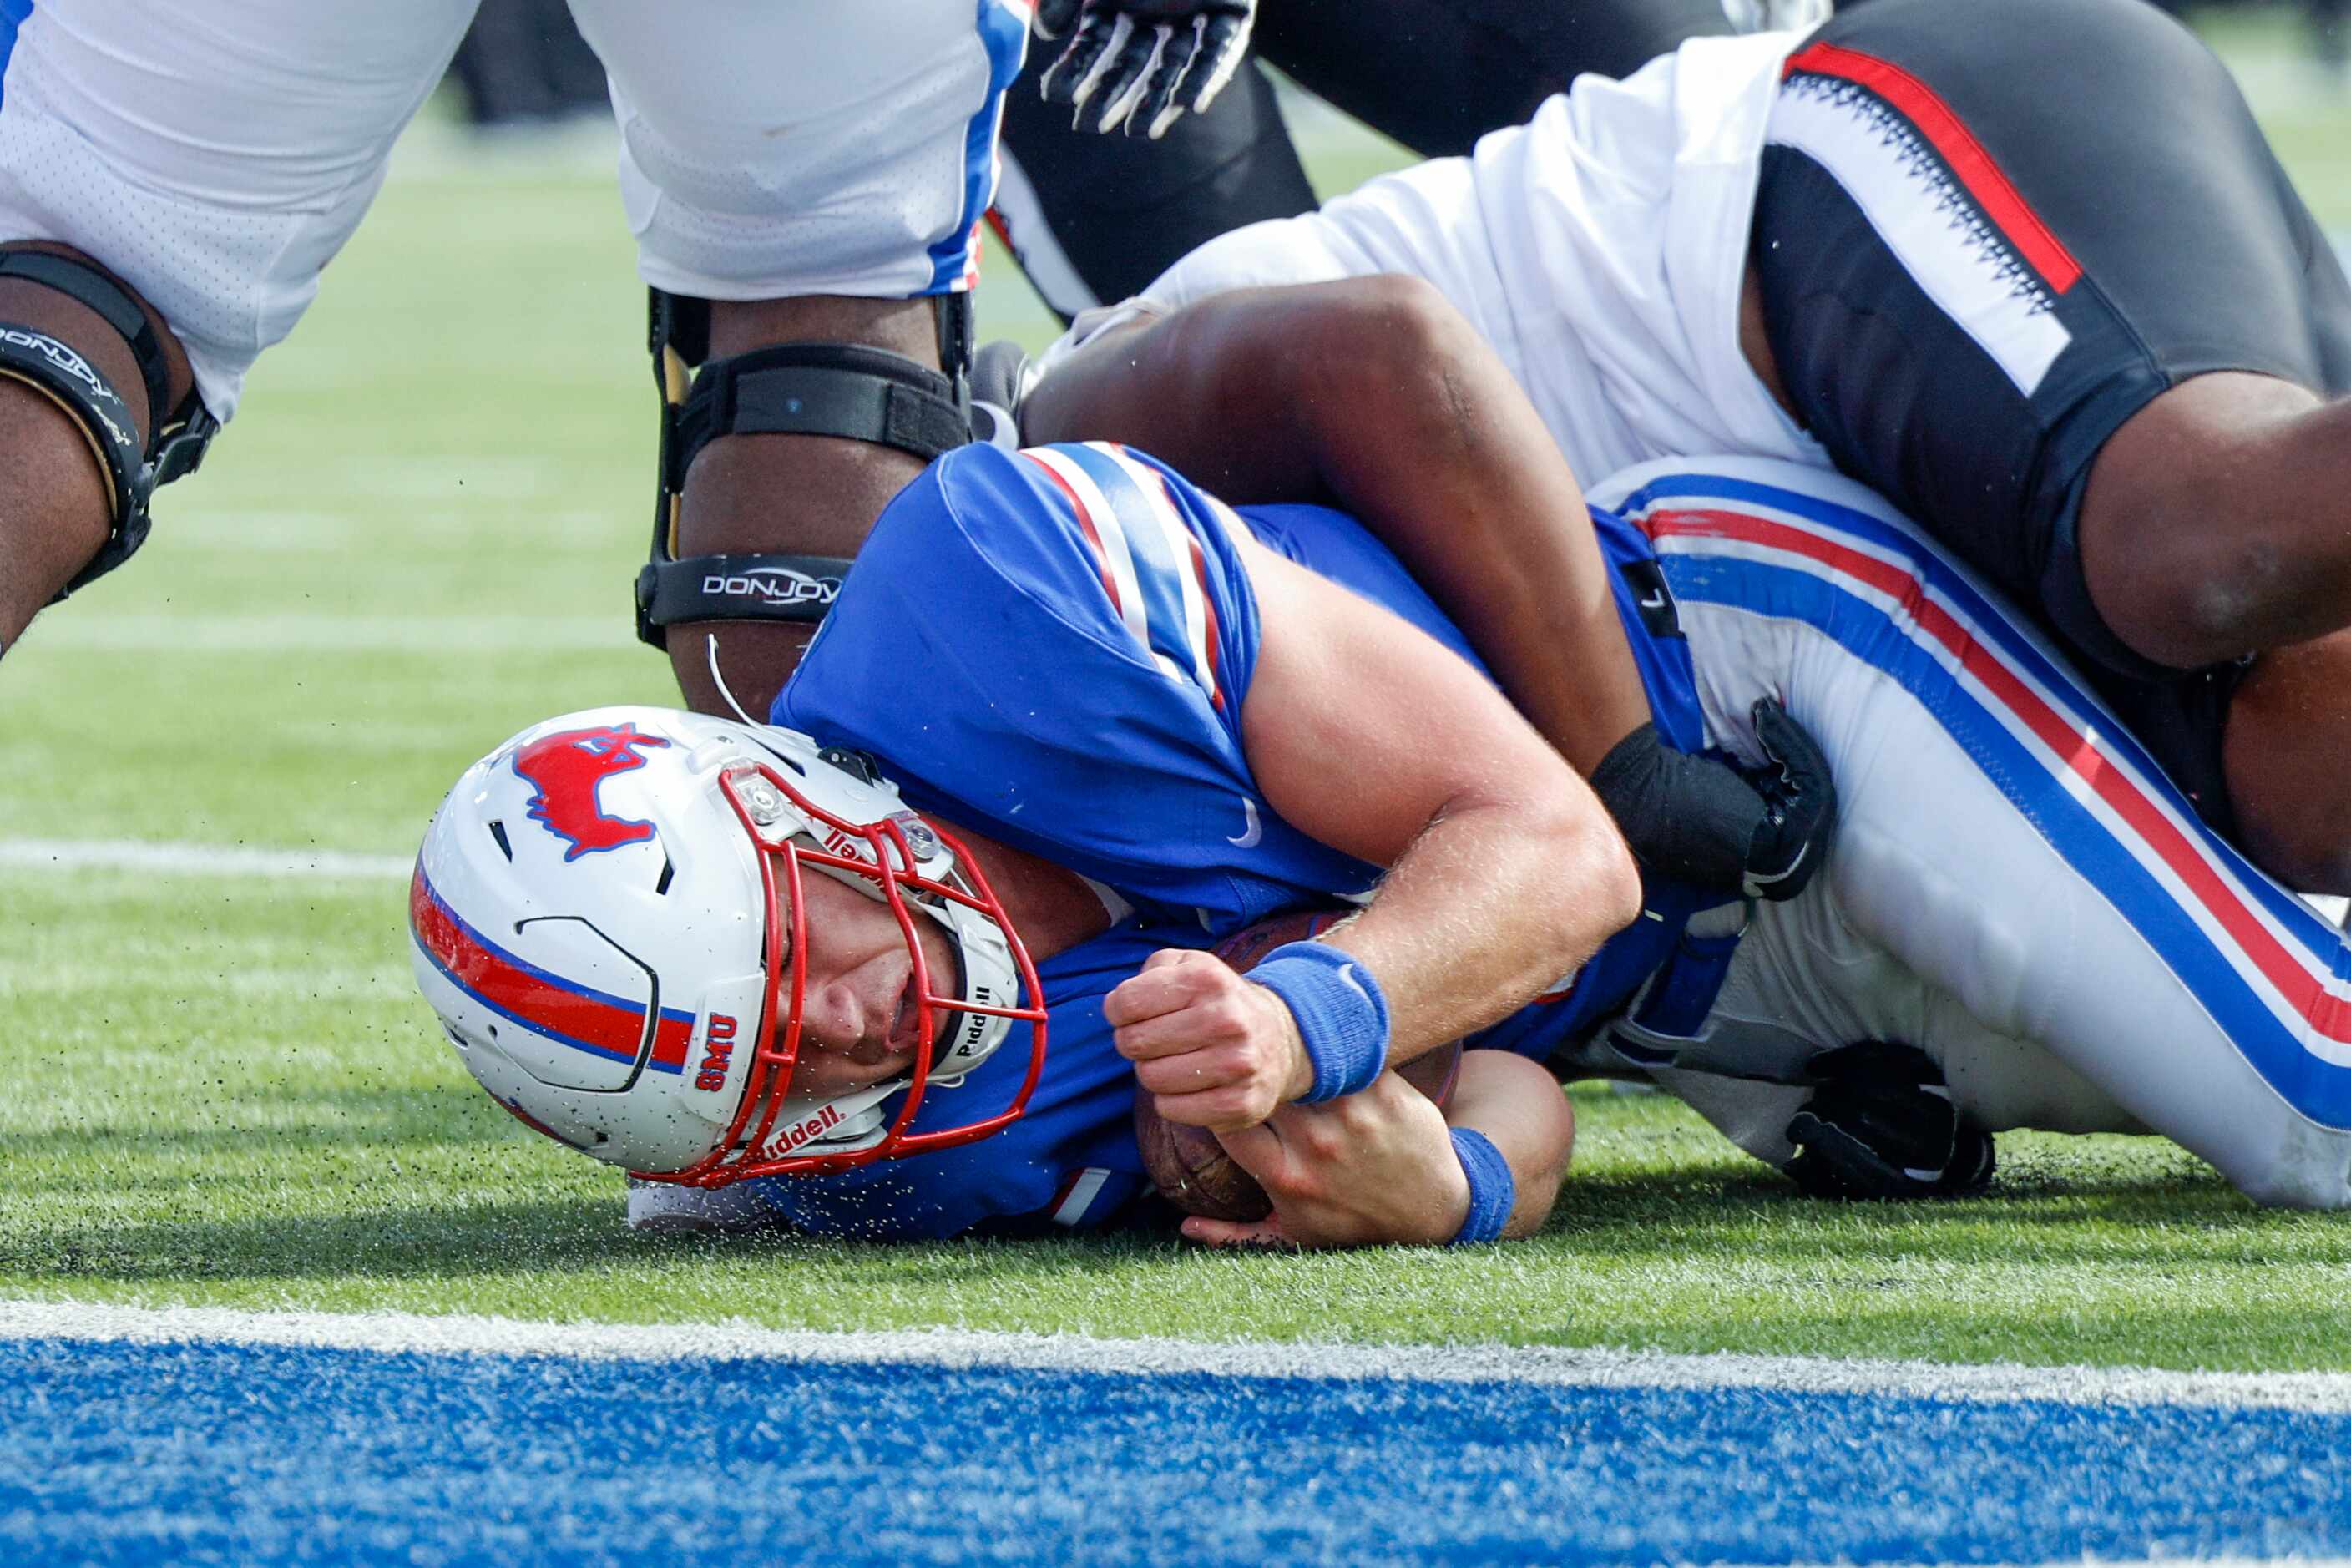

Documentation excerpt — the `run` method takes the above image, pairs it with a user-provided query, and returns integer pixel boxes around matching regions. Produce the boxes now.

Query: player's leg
[1254,0,1732,159]
[654,291,967,716]
[1595,455,2351,1209]
[0,0,480,652]
[569,0,1027,718]
[0,244,194,647]
[996,57,1313,321]
[994,0,1736,325]
[1747,0,2351,884]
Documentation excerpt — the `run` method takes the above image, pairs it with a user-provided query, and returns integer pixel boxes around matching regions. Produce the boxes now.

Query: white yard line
[0,838,409,881]
[6,1297,2351,1413]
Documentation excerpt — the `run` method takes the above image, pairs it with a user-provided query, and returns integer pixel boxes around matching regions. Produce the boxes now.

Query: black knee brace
[0,250,215,600]
[633,288,975,648]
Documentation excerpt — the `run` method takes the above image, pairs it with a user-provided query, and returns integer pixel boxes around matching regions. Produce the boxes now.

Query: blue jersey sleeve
[776,441,1382,923]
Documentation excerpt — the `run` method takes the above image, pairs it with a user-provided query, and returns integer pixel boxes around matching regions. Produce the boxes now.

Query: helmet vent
[655,858,675,897]
[487,820,513,862]
[741,732,810,777]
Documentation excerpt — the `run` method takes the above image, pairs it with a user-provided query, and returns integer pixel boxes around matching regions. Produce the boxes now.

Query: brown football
[1133,908,1461,1221]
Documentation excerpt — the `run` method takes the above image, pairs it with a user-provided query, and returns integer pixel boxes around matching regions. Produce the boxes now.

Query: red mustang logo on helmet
[512,723,672,861]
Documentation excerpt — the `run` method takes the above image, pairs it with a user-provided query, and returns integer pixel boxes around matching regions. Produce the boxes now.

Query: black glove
[1589,696,1838,902]
[968,339,1034,449]
[1785,1042,1995,1201]
[1034,0,1256,138]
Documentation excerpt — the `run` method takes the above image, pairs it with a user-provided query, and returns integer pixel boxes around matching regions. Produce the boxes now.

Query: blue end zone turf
[7,1334,2349,1564]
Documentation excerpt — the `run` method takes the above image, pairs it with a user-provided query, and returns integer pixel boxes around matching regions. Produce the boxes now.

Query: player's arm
[1024,276,1648,776]
[1445,1052,1579,1238]
[1106,532,1642,1131]
[1027,278,1836,901]
[1185,1051,1577,1249]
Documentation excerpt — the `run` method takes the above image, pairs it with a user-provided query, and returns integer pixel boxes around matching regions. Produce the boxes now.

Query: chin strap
[634,289,975,649]
[0,250,216,600]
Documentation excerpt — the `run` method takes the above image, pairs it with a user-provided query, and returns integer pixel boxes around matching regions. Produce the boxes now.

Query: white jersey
[1585,457,2351,1210]
[1049,32,1823,493]
[0,0,1027,418]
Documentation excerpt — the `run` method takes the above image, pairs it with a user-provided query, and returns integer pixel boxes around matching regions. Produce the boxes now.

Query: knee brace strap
[0,250,215,599]
[665,341,970,488]
[635,289,976,648]
[636,550,851,630]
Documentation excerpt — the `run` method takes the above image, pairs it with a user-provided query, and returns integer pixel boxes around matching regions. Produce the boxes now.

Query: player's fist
[1105,948,1313,1130]
[1182,1072,1471,1249]
[1034,0,1256,139]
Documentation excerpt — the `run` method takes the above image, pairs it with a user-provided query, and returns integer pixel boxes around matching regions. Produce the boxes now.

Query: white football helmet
[410,706,1048,1185]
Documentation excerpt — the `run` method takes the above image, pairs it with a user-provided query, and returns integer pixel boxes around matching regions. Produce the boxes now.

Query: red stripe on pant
[1784,40,2083,294]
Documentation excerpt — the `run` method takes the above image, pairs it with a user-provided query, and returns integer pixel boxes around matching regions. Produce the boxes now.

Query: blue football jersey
[753,441,1720,1239]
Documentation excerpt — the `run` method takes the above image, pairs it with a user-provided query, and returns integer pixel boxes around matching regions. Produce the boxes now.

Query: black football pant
[994,0,1732,317]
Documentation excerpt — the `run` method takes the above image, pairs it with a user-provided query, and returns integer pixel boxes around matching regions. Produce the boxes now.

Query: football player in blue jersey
[412,276,2351,1242]
[410,397,1659,1247]
[411,263,1870,1248]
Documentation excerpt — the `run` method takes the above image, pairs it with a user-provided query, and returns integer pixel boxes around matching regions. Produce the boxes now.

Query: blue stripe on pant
[926,0,1029,293]
[1620,469,2351,1130]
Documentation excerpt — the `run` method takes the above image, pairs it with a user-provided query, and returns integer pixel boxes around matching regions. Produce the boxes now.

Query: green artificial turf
[6,867,2348,1370]
[4,53,2349,1371]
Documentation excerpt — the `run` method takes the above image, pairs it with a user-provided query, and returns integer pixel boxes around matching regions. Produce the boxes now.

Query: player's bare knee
[703,295,941,367]
[1507,1088,1577,1239]
[0,377,113,637]
[680,296,949,558]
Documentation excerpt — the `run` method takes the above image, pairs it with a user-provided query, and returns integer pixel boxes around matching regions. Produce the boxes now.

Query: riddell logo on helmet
[954,985,994,1055]
[767,1102,844,1156]
[702,567,839,606]
[694,1014,738,1091]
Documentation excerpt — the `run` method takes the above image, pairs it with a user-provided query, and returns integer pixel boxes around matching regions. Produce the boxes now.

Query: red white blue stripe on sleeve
[1020,442,1228,711]
[1611,468,2351,1128]
[1046,1166,1129,1227]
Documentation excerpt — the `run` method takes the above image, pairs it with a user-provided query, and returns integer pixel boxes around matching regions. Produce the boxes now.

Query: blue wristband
[1447,1127,1516,1247]
[1248,940,1389,1104]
